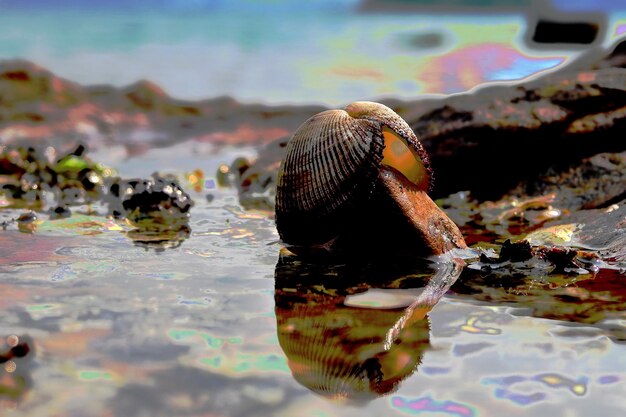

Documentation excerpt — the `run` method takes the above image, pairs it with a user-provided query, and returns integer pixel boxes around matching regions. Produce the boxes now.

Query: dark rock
[120,174,193,230]
[532,20,599,45]
[0,338,31,363]
[49,205,71,220]
[498,239,533,263]
[510,151,626,210]
[535,246,580,273]
[16,211,37,224]
[410,67,626,199]
[1,144,195,240]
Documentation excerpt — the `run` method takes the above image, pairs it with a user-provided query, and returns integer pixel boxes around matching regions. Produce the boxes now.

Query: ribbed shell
[275,296,430,400]
[275,101,432,247]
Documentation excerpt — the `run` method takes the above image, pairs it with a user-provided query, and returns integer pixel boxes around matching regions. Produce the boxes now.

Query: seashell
[275,101,466,255]
[275,288,431,401]
[274,250,463,401]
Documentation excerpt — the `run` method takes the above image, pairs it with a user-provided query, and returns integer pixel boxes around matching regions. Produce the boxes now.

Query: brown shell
[275,291,430,401]
[275,101,432,247]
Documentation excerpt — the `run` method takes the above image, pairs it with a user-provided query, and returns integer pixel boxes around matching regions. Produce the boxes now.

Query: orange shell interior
[381,126,429,191]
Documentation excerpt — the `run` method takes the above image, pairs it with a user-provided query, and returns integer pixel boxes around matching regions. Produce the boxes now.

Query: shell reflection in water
[276,292,430,401]
[274,254,463,402]
[276,101,466,256]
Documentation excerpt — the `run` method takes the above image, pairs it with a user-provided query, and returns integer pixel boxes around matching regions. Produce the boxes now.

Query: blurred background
[1,0,625,106]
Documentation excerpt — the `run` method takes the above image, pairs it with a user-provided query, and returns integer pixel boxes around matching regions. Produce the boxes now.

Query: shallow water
[1,148,624,417]
[1,3,626,415]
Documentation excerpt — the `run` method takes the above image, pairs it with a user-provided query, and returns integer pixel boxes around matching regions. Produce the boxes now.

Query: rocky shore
[220,39,626,271]
[1,38,625,268]
[0,59,324,153]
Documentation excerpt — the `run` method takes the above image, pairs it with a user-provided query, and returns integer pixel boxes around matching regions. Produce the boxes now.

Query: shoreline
[0,36,620,154]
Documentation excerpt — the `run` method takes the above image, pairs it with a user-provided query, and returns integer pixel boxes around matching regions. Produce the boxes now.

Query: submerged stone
[0,144,195,244]
[121,175,193,231]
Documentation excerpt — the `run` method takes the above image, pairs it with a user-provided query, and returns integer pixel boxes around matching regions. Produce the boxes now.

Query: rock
[0,59,322,152]
[0,59,84,106]
[120,174,193,230]
[510,151,626,210]
[410,67,626,199]
[1,144,194,237]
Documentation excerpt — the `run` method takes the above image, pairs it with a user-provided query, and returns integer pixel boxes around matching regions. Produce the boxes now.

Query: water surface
[1,148,624,416]
[1,2,625,416]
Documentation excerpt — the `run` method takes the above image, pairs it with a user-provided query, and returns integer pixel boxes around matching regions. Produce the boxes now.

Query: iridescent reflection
[274,252,463,403]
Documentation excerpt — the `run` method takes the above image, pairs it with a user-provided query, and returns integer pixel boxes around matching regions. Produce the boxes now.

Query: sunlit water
[1,147,625,417]
[1,2,626,416]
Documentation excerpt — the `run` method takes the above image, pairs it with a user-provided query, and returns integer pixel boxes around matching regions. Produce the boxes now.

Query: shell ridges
[275,101,433,247]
